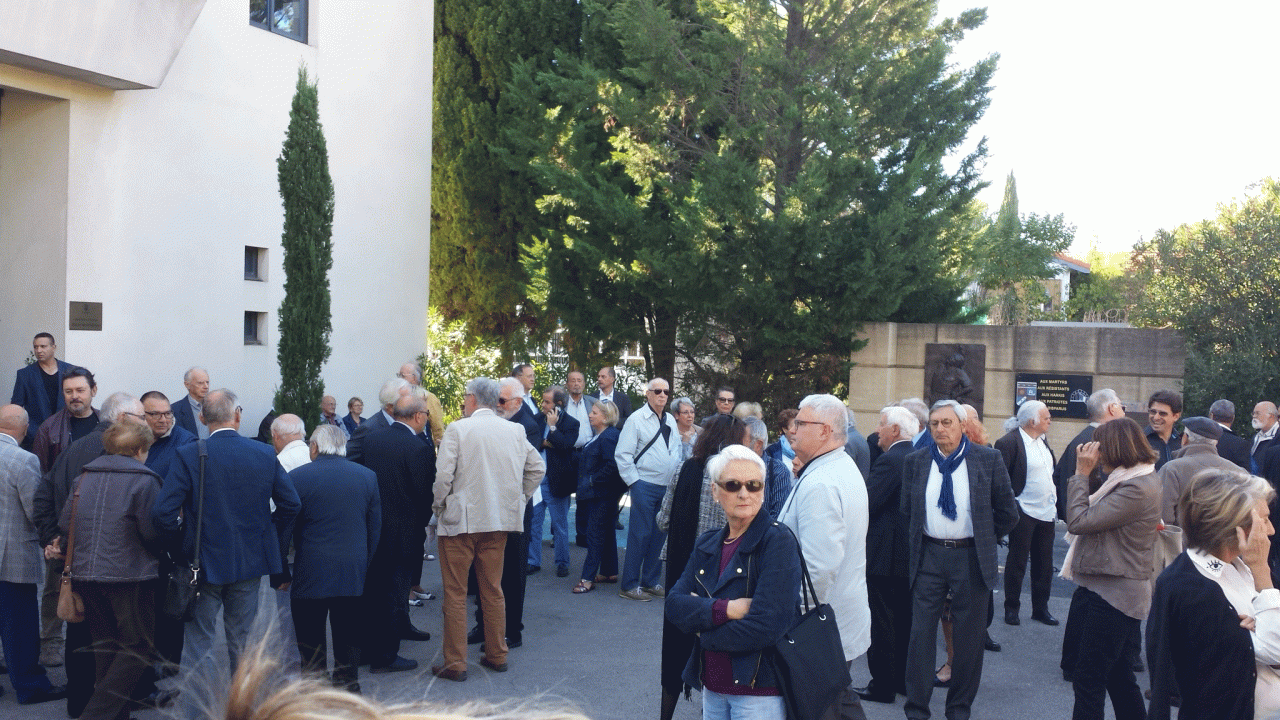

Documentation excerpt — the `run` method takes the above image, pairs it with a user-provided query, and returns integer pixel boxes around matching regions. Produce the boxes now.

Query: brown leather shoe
[480,657,508,672]
[430,664,468,682]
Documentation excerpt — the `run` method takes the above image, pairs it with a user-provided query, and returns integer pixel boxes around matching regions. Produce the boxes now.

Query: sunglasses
[650,388,670,395]
[716,479,765,493]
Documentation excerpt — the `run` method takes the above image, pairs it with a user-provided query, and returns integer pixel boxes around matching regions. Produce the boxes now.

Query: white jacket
[614,403,679,487]
[777,447,871,660]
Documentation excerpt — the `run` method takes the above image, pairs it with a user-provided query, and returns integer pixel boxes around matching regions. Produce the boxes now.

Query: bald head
[0,405,29,443]
[271,414,305,454]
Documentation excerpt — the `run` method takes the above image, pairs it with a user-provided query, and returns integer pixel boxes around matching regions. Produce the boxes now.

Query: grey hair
[202,389,238,425]
[1086,389,1120,421]
[646,377,669,392]
[707,444,767,484]
[309,425,347,456]
[499,377,524,398]
[1183,429,1217,446]
[378,378,410,408]
[930,399,968,423]
[183,366,208,383]
[1209,399,1235,423]
[400,362,423,383]
[671,396,695,414]
[466,378,500,409]
[899,398,930,430]
[743,416,769,446]
[545,385,568,408]
[1017,400,1048,428]
[271,414,305,439]
[101,392,139,423]
[880,406,919,439]
[799,394,848,435]
[1003,416,1020,433]
[844,408,858,431]
[393,396,427,420]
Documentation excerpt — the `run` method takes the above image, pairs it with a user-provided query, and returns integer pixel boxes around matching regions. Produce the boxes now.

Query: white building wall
[0,0,432,432]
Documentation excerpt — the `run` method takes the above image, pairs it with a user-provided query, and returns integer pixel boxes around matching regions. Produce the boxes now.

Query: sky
[934,0,1280,257]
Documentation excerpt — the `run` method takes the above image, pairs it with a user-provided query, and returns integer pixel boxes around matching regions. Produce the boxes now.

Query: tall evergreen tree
[431,0,582,359]
[274,66,334,430]
[505,0,996,399]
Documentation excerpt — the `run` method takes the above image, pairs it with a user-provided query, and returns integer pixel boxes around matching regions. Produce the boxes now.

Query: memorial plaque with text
[1014,373,1092,419]
[69,302,103,331]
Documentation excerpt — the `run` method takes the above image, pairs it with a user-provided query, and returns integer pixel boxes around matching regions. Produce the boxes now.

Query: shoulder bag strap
[63,476,82,579]
[747,522,819,613]
[633,420,665,464]
[192,439,207,582]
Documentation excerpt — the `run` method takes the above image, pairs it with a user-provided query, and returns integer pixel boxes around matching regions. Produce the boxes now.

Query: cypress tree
[274,66,333,430]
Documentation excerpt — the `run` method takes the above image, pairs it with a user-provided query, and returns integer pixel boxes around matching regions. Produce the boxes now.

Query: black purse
[772,527,851,720]
[163,440,206,621]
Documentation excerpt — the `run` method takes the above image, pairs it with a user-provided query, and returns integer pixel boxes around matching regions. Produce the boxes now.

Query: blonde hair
[1179,469,1276,555]
[594,399,619,427]
[219,634,590,720]
[731,402,763,422]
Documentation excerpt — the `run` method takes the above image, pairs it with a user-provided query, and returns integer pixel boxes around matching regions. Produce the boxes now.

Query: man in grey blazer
[901,400,1019,720]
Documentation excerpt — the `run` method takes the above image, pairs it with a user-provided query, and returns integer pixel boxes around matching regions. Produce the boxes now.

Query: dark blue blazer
[144,425,197,482]
[865,439,912,578]
[577,426,622,500]
[153,430,300,585]
[589,390,632,424]
[510,403,546,450]
[1216,427,1251,470]
[545,411,580,498]
[289,455,381,599]
[171,395,200,437]
[357,423,434,558]
[10,359,71,442]
[345,410,390,465]
[341,413,362,437]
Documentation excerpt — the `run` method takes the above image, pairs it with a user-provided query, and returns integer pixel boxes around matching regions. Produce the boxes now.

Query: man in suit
[855,406,919,704]
[9,333,71,451]
[271,414,310,472]
[140,391,197,481]
[994,400,1058,627]
[1209,399,1251,470]
[902,400,1019,720]
[346,377,410,464]
[564,371,597,546]
[1252,400,1279,473]
[0,404,67,705]
[591,366,632,424]
[501,377,545,449]
[170,367,210,439]
[398,362,445,446]
[289,425,381,692]
[152,389,300,717]
[356,395,435,673]
[699,386,734,426]
[432,378,543,681]
[512,363,538,415]
[1052,389,1125,521]
[529,386,580,577]
[32,367,99,474]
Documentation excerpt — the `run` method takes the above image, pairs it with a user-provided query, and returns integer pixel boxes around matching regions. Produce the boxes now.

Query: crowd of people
[4,330,1280,720]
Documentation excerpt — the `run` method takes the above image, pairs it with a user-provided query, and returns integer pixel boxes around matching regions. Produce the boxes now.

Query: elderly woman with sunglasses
[666,445,801,720]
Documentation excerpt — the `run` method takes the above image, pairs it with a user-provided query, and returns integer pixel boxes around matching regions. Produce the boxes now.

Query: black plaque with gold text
[1014,373,1092,419]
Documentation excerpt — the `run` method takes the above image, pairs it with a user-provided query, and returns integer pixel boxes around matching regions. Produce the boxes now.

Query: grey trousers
[904,542,989,720]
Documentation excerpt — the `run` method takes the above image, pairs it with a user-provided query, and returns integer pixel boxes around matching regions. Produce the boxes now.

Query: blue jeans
[180,577,262,719]
[0,582,55,702]
[528,477,571,569]
[702,689,786,720]
[621,480,667,590]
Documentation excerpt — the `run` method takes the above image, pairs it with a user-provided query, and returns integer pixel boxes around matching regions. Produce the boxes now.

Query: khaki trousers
[439,532,507,671]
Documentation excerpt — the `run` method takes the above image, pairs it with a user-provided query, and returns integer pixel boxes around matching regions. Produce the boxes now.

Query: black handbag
[772,527,851,720]
[163,440,207,621]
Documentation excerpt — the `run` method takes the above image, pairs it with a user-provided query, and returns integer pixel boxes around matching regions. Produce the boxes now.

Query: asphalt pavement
[0,515,1116,720]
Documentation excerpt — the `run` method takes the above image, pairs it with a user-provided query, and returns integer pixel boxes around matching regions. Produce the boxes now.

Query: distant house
[1041,253,1091,313]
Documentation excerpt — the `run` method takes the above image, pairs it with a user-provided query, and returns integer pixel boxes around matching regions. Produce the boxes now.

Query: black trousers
[905,543,988,720]
[1003,513,1055,614]
[66,605,95,718]
[79,581,156,720]
[475,501,530,643]
[1065,586,1145,720]
[360,542,411,667]
[867,574,911,696]
[292,596,362,686]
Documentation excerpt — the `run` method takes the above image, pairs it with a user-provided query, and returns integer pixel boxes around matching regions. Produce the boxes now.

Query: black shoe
[854,685,896,703]
[985,635,1002,652]
[19,685,68,705]
[526,564,541,576]
[1031,611,1059,626]
[370,656,418,674]
[467,626,483,645]
[481,637,522,653]
[401,626,431,642]
[1004,609,1020,626]
[556,565,569,577]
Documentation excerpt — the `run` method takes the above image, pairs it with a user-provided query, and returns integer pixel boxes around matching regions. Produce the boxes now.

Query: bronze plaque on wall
[69,302,103,331]
[925,343,986,419]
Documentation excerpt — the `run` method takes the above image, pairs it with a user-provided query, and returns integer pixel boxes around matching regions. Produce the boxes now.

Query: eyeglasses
[794,419,827,429]
[716,396,734,403]
[716,479,765,493]
[650,388,670,395]
[144,411,174,419]
[122,412,146,421]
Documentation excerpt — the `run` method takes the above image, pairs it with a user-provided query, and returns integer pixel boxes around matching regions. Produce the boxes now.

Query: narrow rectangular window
[245,311,267,345]
[250,0,308,43]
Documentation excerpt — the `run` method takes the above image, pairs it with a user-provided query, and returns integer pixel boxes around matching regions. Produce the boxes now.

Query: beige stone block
[891,323,941,369]
[938,324,1016,370]
[1014,326,1098,374]
[853,323,896,368]
[1137,376,1185,409]
[1093,375,1144,409]
[849,365,897,413]
[1097,328,1185,378]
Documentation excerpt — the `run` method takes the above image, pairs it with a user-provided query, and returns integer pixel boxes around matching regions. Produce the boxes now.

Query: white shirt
[566,395,592,448]
[276,439,311,473]
[188,395,209,439]
[1188,548,1280,718]
[924,456,973,539]
[1018,428,1057,522]
[523,393,538,415]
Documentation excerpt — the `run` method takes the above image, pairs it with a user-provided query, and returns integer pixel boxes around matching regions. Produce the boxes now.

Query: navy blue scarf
[930,434,969,521]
